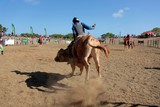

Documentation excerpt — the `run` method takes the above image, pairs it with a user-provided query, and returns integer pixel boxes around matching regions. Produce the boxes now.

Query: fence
[2,37,160,48]
[2,37,72,46]
[105,37,160,48]
[147,39,160,48]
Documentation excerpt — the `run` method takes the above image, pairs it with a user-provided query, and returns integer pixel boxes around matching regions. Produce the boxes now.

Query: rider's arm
[81,22,95,30]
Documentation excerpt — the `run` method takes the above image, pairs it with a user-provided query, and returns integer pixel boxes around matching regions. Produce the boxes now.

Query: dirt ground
[0,42,159,107]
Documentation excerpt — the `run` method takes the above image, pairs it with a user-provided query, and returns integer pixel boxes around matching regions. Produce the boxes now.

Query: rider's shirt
[126,36,130,41]
[72,22,95,40]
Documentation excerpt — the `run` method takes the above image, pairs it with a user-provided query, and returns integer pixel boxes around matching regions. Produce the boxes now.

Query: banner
[21,38,28,44]
[5,39,15,45]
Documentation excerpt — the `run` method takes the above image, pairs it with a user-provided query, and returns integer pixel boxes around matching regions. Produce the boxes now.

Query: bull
[55,35,109,81]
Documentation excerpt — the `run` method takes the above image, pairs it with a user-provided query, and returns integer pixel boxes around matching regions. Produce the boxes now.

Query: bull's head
[54,48,69,62]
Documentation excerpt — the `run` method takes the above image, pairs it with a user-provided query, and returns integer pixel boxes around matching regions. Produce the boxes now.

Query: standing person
[68,17,96,57]
[38,35,43,45]
[126,34,130,47]
[123,36,127,48]
[0,36,4,55]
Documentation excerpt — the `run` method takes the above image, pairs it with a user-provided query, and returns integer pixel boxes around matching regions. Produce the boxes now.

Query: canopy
[146,31,153,35]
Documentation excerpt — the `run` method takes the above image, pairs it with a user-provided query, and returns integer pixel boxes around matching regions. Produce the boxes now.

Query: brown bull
[55,35,109,81]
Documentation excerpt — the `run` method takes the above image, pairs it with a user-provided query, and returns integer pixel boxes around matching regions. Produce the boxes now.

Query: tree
[0,24,7,35]
[101,32,115,39]
[50,34,64,38]
[0,24,2,33]
[64,33,73,39]
[20,33,39,37]
[152,27,160,34]
[2,27,7,34]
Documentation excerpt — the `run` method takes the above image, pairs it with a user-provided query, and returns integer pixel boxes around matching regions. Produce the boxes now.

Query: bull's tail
[88,36,109,58]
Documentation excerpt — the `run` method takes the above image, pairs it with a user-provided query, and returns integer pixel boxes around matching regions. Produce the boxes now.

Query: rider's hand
[92,24,96,27]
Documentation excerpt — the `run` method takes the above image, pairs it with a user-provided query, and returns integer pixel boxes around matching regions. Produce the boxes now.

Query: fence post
[157,40,159,48]
[150,40,152,47]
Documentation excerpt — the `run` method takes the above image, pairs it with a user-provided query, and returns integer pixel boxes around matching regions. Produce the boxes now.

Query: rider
[68,17,96,57]
[72,17,96,40]
[126,34,130,45]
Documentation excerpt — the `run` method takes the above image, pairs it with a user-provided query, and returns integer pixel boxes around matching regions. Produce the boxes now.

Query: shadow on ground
[98,101,158,107]
[145,67,160,70]
[111,49,124,51]
[12,70,70,93]
[11,70,159,107]
[68,100,158,107]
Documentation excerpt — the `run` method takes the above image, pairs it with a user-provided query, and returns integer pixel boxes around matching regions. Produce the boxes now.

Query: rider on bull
[68,17,96,58]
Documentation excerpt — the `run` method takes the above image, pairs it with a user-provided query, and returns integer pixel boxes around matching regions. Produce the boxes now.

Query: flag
[30,26,34,35]
[44,28,47,36]
[11,24,15,35]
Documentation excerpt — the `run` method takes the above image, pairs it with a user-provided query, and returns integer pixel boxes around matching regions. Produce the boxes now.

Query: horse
[124,38,135,49]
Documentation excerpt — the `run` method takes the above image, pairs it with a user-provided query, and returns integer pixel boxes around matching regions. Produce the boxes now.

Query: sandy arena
[0,41,159,107]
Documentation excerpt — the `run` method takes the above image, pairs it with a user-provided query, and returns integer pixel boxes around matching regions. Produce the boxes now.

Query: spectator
[38,35,43,45]
[0,36,4,55]
[126,34,130,45]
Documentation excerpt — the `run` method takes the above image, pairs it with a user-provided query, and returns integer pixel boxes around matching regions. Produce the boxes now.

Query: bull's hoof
[66,73,73,78]
[78,72,82,76]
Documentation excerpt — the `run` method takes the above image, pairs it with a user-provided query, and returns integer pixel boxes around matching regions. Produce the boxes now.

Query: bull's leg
[68,64,75,77]
[79,66,84,75]
[93,51,101,78]
[83,57,90,81]
[85,64,90,81]
[88,56,92,64]
[83,48,92,81]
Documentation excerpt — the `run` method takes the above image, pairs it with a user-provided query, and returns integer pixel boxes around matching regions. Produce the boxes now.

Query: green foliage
[64,33,73,39]
[50,34,63,38]
[0,24,8,34]
[0,24,2,33]
[2,27,7,34]
[20,33,39,37]
[151,27,160,34]
[49,33,73,39]
[101,32,115,39]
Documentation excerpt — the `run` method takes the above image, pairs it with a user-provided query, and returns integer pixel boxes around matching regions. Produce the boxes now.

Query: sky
[0,0,160,38]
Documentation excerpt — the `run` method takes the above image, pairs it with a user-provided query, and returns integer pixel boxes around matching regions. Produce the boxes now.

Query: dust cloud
[62,78,105,107]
